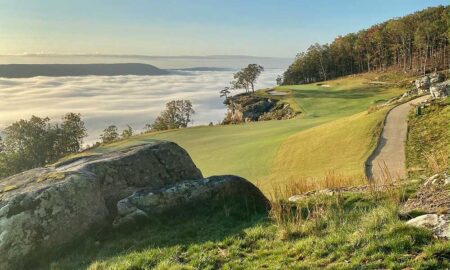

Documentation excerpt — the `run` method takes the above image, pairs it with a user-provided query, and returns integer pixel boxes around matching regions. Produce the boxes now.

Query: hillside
[283,5,449,84]
[46,75,449,269]
[0,63,169,78]
[68,72,407,193]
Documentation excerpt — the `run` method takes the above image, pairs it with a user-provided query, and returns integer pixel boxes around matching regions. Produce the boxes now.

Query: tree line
[0,113,87,177]
[283,5,450,85]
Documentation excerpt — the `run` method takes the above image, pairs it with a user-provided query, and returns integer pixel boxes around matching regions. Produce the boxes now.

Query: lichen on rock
[0,141,268,269]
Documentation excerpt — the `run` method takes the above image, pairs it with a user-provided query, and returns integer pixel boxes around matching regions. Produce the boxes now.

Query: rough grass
[50,180,449,270]
[406,99,450,177]
[265,109,387,191]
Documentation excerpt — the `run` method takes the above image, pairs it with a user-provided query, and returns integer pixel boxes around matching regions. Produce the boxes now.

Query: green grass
[266,109,387,189]
[48,72,448,269]
[74,73,405,193]
[406,99,450,177]
[50,187,450,269]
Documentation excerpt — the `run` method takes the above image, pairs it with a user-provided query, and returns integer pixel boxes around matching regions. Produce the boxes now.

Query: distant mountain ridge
[172,67,234,71]
[0,63,169,78]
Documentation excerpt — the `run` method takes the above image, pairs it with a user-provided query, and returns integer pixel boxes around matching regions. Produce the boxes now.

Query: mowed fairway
[78,74,405,192]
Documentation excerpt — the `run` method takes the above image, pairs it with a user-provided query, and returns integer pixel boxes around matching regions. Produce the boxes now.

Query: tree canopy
[231,64,264,94]
[149,100,195,131]
[100,125,119,144]
[0,113,87,178]
[283,6,449,85]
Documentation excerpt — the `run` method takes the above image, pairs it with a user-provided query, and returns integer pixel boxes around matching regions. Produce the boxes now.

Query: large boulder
[414,75,431,94]
[114,175,269,226]
[430,72,445,84]
[430,80,449,98]
[0,141,267,269]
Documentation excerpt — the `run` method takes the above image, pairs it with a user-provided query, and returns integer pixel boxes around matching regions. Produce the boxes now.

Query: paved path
[366,95,430,180]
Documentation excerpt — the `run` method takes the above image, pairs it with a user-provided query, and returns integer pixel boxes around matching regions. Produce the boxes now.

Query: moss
[36,172,66,183]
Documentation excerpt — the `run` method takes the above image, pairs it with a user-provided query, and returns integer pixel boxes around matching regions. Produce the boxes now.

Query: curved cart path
[366,95,429,180]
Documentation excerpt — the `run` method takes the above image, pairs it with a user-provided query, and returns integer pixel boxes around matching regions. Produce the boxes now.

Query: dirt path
[366,95,430,180]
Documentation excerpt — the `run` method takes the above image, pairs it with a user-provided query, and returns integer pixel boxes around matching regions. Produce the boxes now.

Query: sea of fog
[0,69,284,145]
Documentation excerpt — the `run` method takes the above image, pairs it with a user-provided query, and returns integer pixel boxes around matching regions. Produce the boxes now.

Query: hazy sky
[0,0,447,57]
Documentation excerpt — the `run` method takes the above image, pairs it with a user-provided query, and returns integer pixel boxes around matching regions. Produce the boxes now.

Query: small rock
[406,214,450,239]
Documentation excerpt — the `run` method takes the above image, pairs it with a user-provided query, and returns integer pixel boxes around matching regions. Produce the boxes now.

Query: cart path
[366,95,430,180]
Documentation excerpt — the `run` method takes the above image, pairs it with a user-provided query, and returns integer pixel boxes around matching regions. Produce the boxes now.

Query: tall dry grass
[266,170,363,239]
[369,162,404,206]
[424,150,449,174]
[267,167,404,239]
[264,170,365,200]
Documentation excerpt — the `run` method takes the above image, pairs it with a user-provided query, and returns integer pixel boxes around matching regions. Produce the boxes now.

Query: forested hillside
[283,6,449,84]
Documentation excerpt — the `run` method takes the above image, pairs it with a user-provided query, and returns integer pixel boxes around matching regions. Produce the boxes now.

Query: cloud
[0,70,282,144]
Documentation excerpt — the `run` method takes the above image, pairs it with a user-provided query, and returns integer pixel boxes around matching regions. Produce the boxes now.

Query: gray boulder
[430,72,445,84]
[407,214,450,239]
[0,141,204,269]
[430,80,449,98]
[114,175,269,226]
[415,75,431,94]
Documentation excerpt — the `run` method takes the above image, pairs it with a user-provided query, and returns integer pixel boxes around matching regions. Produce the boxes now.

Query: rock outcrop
[401,174,450,216]
[410,72,448,98]
[414,75,431,94]
[402,174,450,239]
[430,80,449,98]
[223,93,296,124]
[0,141,268,269]
[114,175,269,226]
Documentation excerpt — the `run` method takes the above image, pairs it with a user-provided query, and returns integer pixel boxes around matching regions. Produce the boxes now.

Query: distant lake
[0,69,283,145]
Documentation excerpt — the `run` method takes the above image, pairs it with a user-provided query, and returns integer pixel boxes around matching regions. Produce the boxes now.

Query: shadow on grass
[46,198,269,269]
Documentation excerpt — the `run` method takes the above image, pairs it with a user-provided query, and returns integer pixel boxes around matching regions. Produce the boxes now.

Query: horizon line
[0,53,293,60]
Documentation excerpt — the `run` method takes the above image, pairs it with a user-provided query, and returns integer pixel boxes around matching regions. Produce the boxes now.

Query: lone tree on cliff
[219,87,231,99]
[231,64,264,95]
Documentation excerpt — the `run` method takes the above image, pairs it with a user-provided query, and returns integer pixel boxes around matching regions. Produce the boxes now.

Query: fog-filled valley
[0,68,283,144]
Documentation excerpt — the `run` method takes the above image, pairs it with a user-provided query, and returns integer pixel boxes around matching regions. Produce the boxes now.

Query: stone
[430,72,445,84]
[414,75,431,94]
[400,174,450,218]
[430,80,449,98]
[223,93,296,124]
[113,175,269,226]
[0,141,204,269]
[406,214,450,239]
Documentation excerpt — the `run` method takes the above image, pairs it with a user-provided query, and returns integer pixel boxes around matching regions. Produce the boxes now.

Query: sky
[0,0,448,58]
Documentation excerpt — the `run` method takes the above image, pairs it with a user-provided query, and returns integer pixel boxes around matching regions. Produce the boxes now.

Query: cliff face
[222,93,297,124]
